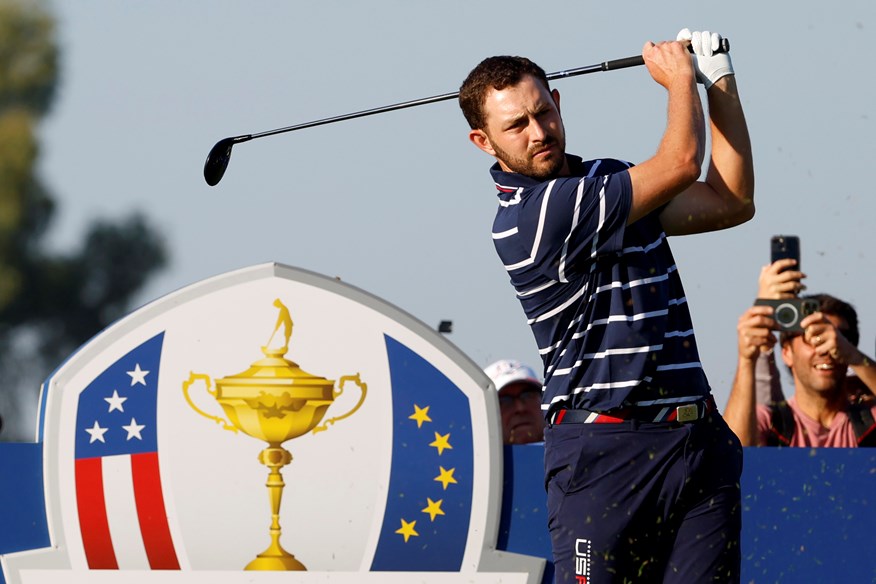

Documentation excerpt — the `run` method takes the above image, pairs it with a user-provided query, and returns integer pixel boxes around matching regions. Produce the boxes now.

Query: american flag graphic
[73,332,180,570]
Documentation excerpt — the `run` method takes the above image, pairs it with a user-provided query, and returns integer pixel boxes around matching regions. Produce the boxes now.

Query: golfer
[459,29,753,583]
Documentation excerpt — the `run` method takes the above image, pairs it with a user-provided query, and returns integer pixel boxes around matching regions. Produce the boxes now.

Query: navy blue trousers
[544,412,743,583]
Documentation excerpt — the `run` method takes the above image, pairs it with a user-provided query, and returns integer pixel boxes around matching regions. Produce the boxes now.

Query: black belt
[551,396,715,425]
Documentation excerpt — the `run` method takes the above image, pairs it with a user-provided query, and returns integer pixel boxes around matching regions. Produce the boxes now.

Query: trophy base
[245,553,307,571]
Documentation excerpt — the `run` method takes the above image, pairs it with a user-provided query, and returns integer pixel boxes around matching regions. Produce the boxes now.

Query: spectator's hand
[802,312,858,364]
[738,305,777,361]
[676,28,734,89]
[757,259,806,299]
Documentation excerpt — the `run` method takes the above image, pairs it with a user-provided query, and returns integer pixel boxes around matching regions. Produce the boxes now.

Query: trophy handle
[312,373,367,434]
[182,372,239,434]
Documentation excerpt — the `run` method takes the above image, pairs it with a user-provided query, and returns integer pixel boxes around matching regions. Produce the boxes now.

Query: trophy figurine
[183,298,367,570]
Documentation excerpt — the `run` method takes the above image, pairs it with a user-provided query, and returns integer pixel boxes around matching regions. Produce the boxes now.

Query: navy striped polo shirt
[490,155,712,415]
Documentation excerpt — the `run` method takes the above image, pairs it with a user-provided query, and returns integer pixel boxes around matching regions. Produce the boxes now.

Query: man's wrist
[706,73,738,95]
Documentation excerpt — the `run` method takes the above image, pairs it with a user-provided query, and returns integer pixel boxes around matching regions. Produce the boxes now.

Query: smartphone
[754,298,818,333]
[770,235,800,270]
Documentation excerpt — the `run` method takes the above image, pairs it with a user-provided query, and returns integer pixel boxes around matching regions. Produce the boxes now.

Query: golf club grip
[603,37,730,72]
[603,56,645,71]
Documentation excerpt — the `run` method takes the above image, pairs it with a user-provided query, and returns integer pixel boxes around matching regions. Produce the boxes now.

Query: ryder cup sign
[0,263,543,584]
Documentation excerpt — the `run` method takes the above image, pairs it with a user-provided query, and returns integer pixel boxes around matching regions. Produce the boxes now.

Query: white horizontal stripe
[622,231,667,255]
[551,345,662,376]
[664,328,695,338]
[583,266,677,301]
[529,264,682,338]
[634,395,703,406]
[538,310,669,355]
[539,339,565,356]
[492,226,518,239]
[504,257,535,270]
[542,376,653,410]
[527,282,588,324]
[517,279,558,298]
[655,361,702,372]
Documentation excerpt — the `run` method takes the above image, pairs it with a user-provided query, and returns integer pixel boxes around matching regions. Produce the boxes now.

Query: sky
[17,0,875,437]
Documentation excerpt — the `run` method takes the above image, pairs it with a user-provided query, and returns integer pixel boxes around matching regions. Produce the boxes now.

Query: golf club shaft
[238,56,650,144]
[205,38,729,185]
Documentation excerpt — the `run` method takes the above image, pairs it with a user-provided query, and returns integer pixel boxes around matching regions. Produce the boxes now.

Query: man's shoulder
[574,156,634,177]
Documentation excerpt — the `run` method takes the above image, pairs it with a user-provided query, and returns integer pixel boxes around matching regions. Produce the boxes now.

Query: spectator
[754,259,874,406]
[725,293,876,447]
[484,359,545,444]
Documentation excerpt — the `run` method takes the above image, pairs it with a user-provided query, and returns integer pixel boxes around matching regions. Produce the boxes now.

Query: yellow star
[395,518,419,543]
[408,404,432,428]
[429,432,452,455]
[421,498,445,522]
[434,466,457,490]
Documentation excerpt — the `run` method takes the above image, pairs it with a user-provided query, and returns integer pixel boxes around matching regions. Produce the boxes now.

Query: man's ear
[469,129,496,156]
[552,88,561,113]
[781,342,794,369]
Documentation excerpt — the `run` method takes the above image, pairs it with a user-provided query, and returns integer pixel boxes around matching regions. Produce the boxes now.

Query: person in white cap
[484,359,545,444]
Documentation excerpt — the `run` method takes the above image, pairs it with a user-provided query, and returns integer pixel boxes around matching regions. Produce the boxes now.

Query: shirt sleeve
[755,404,772,446]
[518,170,632,281]
[755,350,786,405]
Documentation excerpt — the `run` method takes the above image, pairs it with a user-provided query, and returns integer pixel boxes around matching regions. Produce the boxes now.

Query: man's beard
[492,135,567,180]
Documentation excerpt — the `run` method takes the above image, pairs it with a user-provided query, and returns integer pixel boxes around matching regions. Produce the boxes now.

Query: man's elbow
[678,156,703,187]
[728,198,756,228]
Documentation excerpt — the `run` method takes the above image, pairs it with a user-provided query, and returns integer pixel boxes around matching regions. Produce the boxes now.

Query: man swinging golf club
[459,28,754,583]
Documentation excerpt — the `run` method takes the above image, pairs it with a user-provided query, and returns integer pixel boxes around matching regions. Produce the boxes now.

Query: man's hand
[726,305,774,446]
[738,305,777,361]
[677,28,734,89]
[802,312,858,364]
[758,259,806,299]
[641,39,697,91]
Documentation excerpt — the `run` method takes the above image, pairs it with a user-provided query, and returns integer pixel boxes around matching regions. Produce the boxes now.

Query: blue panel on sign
[370,335,474,571]
[498,443,552,583]
[0,443,49,555]
[741,447,876,582]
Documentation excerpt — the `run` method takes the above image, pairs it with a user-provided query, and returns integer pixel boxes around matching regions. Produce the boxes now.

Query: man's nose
[528,118,547,142]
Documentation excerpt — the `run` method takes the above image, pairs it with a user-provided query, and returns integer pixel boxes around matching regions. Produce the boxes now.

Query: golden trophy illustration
[182,298,367,570]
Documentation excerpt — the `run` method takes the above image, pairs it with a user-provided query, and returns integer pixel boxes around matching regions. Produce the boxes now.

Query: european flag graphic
[371,335,474,571]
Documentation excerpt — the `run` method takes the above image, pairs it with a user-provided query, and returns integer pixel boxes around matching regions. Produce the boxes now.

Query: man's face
[783,314,849,397]
[498,381,545,444]
[470,75,568,179]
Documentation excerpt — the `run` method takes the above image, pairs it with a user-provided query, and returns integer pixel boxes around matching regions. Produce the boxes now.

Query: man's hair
[458,56,550,130]
[780,293,860,347]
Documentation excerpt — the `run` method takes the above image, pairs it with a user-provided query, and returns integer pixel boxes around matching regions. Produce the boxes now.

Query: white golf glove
[677,28,734,89]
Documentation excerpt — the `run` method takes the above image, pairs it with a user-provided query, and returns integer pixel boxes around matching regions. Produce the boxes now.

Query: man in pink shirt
[725,293,876,447]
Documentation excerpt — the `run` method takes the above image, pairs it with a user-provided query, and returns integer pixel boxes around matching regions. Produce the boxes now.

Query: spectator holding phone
[724,287,876,447]
[753,258,875,406]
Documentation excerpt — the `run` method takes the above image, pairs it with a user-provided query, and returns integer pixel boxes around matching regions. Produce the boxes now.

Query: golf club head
[203,137,237,186]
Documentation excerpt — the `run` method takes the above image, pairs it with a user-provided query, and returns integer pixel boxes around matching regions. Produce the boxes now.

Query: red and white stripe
[74,452,180,570]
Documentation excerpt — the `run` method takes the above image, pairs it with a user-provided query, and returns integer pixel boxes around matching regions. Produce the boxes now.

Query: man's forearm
[724,357,759,446]
[848,351,876,396]
[704,75,755,221]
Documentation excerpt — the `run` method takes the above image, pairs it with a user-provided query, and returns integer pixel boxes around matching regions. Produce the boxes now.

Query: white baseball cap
[484,359,542,392]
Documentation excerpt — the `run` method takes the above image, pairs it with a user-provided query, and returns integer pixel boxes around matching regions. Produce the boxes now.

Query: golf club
[204,39,729,186]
